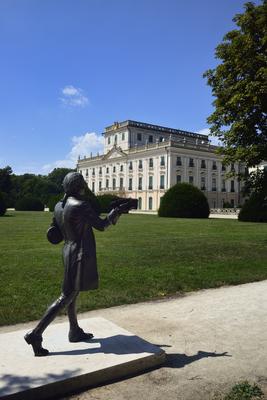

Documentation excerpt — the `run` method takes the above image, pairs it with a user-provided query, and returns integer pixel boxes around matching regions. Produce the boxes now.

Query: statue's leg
[67,294,94,343]
[67,292,79,331]
[24,290,78,356]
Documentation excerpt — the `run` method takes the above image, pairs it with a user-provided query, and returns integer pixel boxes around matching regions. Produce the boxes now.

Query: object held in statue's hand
[109,197,138,214]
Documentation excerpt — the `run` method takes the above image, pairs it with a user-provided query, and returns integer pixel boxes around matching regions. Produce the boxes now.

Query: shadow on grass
[165,350,231,368]
[1,214,14,217]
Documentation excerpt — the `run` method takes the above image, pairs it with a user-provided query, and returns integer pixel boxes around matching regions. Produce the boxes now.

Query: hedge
[239,191,267,222]
[0,192,6,216]
[15,197,44,211]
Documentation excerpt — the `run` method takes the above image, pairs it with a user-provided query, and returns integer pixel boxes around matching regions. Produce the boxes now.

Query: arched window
[138,197,142,210]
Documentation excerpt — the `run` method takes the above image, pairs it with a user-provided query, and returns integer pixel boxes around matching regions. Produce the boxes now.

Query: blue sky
[0,0,257,175]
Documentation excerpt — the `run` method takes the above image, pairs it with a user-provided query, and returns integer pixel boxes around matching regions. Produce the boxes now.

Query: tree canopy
[204,1,267,172]
[0,166,74,207]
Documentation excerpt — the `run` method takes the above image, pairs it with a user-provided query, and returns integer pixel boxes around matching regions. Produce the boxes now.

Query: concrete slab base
[0,317,165,400]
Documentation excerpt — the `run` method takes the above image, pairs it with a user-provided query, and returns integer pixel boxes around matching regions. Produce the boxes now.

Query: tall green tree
[48,168,75,188]
[204,1,267,180]
[0,166,13,194]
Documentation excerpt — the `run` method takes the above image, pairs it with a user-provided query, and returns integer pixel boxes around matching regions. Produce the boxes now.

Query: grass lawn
[0,211,267,326]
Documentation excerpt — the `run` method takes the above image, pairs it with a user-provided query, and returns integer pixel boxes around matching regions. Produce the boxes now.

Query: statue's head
[62,172,86,196]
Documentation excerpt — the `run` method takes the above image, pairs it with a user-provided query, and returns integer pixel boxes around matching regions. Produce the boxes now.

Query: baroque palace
[77,120,244,211]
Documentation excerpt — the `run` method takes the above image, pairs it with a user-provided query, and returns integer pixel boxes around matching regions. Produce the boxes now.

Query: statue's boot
[24,331,49,357]
[24,292,78,356]
[68,327,94,342]
[67,293,94,342]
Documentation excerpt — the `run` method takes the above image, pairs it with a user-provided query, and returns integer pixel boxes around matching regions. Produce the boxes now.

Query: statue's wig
[62,172,86,196]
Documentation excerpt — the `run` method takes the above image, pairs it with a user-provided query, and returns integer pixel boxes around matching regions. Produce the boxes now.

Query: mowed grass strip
[0,211,267,326]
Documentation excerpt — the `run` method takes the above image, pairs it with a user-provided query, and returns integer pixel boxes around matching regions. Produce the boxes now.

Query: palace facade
[77,120,244,211]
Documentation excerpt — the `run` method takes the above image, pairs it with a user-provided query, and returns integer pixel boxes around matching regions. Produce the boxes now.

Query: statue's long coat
[54,197,109,294]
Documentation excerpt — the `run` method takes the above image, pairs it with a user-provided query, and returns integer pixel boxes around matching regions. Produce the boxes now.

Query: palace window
[99,167,102,175]
[160,175,165,189]
[159,136,164,142]
[189,176,194,185]
[112,178,116,190]
[138,197,142,210]
[149,135,153,143]
[129,161,133,170]
[128,178,132,190]
[212,161,217,170]
[176,156,182,166]
[148,197,153,210]
[149,176,153,190]
[113,166,116,173]
[86,169,88,177]
[149,158,153,168]
[201,176,206,190]
[106,179,109,189]
[122,132,125,141]
[106,167,109,174]
[231,180,235,192]
[201,160,206,169]
[160,156,165,166]
[120,178,123,189]
[108,137,111,145]
[138,177,142,190]
[92,168,95,176]
[138,160,143,169]
[176,175,181,184]
[92,182,95,193]
[120,165,123,172]
[189,158,194,167]
[212,178,217,191]
[222,179,226,192]
[231,163,235,172]
[137,133,142,141]
[222,164,226,171]
[99,181,102,191]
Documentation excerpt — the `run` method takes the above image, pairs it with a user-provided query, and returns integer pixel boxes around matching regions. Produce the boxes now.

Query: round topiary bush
[238,192,267,222]
[97,194,120,213]
[158,183,210,218]
[15,197,44,211]
[0,192,7,216]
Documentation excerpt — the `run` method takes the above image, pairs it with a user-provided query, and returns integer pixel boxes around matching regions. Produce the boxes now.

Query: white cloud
[42,132,104,174]
[198,128,210,136]
[197,127,221,146]
[60,85,89,107]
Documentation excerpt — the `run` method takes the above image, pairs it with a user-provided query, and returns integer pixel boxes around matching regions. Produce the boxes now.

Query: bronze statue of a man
[24,172,120,356]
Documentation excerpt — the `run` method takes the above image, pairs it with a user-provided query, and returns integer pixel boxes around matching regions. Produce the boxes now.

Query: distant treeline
[0,166,75,208]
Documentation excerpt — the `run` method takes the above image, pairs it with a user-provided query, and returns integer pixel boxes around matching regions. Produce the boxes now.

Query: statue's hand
[107,207,120,225]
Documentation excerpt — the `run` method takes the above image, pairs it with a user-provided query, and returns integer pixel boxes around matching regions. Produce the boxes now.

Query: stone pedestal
[0,317,165,399]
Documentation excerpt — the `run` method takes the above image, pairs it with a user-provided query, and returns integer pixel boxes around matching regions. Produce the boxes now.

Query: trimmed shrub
[158,183,210,218]
[238,191,267,222]
[15,197,44,211]
[0,192,7,216]
[47,193,63,212]
[97,194,120,213]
